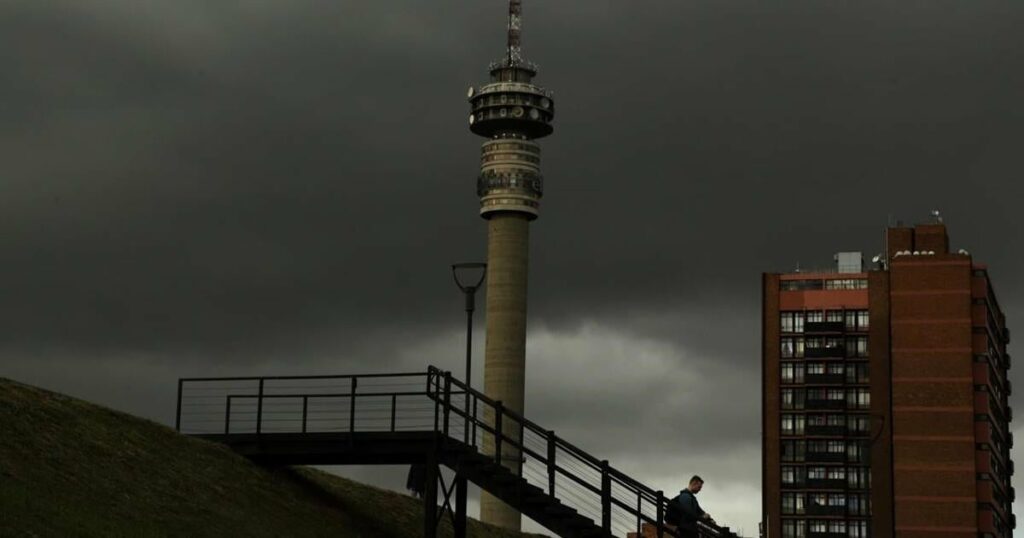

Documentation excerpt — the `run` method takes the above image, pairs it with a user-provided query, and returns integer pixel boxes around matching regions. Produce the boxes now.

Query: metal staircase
[175,367,739,538]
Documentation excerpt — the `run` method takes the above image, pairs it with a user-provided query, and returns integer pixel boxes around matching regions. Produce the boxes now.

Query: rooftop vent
[834,252,863,274]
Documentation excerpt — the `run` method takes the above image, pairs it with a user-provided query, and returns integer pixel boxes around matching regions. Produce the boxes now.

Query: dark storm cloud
[2,0,1022,356]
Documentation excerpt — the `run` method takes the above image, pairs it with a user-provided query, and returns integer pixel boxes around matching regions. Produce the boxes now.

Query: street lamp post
[452,262,486,443]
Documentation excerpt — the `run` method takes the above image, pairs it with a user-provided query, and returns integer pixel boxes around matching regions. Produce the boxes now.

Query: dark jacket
[676,489,705,532]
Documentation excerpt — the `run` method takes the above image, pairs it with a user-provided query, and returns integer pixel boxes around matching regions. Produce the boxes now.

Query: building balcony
[806,425,846,436]
[806,504,846,517]
[806,399,846,411]
[805,321,845,333]
[808,533,846,538]
[806,373,845,385]
[806,451,845,463]
[805,347,846,358]
[806,478,847,489]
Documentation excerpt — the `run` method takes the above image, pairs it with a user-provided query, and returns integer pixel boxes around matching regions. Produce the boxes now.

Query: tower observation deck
[467,0,554,218]
[467,0,554,531]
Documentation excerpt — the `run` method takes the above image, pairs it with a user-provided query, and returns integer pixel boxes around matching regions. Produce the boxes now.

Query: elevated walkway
[176,367,739,538]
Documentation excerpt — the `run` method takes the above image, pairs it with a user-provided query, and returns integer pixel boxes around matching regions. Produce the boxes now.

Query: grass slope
[0,378,546,537]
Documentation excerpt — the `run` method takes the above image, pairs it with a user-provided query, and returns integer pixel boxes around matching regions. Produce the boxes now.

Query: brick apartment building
[762,223,1014,537]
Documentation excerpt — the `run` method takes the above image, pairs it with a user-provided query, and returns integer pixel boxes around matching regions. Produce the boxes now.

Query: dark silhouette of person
[406,464,426,498]
[674,475,715,538]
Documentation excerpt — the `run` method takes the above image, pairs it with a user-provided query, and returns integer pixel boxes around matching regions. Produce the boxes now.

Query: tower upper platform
[468,64,555,140]
[467,0,554,220]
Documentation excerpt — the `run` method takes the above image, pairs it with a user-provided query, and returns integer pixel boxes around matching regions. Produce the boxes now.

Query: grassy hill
[0,378,547,537]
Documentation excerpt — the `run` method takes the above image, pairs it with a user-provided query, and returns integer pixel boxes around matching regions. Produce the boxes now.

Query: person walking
[670,475,715,538]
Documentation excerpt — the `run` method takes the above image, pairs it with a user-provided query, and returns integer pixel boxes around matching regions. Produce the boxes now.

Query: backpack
[664,494,683,526]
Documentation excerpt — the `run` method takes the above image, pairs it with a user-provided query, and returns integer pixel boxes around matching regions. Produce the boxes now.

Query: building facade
[762,223,1014,537]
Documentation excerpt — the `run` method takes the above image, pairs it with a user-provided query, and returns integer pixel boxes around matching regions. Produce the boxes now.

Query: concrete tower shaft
[479,213,530,529]
[467,0,554,531]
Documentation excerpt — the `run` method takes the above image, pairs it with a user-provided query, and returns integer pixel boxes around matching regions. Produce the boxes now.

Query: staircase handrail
[425,366,737,538]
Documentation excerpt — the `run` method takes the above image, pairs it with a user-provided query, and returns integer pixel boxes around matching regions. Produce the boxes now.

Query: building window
[826,467,846,480]
[782,279,824,291]
[806,311,824,323]
[782,440,806,462]
[782,363,805,383]
[782,337,806,358]
[846,441,867,463]
[808,520,827,533]
[782,414,805,435]
[807,363,825,375]
[782,520,806,538]
[848,494,870,516]
[781,312,805,333]
[845,336,868,357]
[782,493,805,514]
[808,493,827,509]
[824,279,868,290]
[807,466,825,479]
[847,467,871,489]
[826,310,843,323]
[782,466,805,485]
[782,389,806,410]
[848,520,869,537]
[857,311,869,330]
[847,415,870,434]
[845,363,869,384]
[847,389,870,409]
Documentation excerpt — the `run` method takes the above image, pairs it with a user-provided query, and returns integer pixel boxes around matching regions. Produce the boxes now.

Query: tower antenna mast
[507,0,523,65]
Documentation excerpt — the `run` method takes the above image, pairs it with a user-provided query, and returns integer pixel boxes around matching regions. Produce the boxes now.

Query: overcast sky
[2,1,1023,535]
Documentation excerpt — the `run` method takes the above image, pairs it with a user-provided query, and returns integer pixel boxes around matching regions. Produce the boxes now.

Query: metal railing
[175,367,738,538]
[422,367,737,538]
[175,371,436,435]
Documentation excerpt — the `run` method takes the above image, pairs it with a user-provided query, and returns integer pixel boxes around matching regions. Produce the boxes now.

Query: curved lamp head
[452,262,487,292]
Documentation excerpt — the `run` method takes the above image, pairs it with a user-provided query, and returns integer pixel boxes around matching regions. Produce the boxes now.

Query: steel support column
[424,453,438,538]
[455,473,468,538]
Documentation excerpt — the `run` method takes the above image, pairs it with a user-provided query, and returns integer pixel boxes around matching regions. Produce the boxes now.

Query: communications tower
[466,0,554,530]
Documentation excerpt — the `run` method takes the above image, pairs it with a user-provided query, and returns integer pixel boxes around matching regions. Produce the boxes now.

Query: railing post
[256,379,264,435]
[175,379,183,432]
[494,400,504,466]
[391,394,397,432]
[636,491,642,535]
[656,490,665,538]
[547,431,556,496]
[518,420,525,478]
[601,460,611,533]
[433,374,441,432]
[225,396,232,435]
[301,396,308,433]
[443,371,452,437]
[471,397,478,447]
[350,377,357,433]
